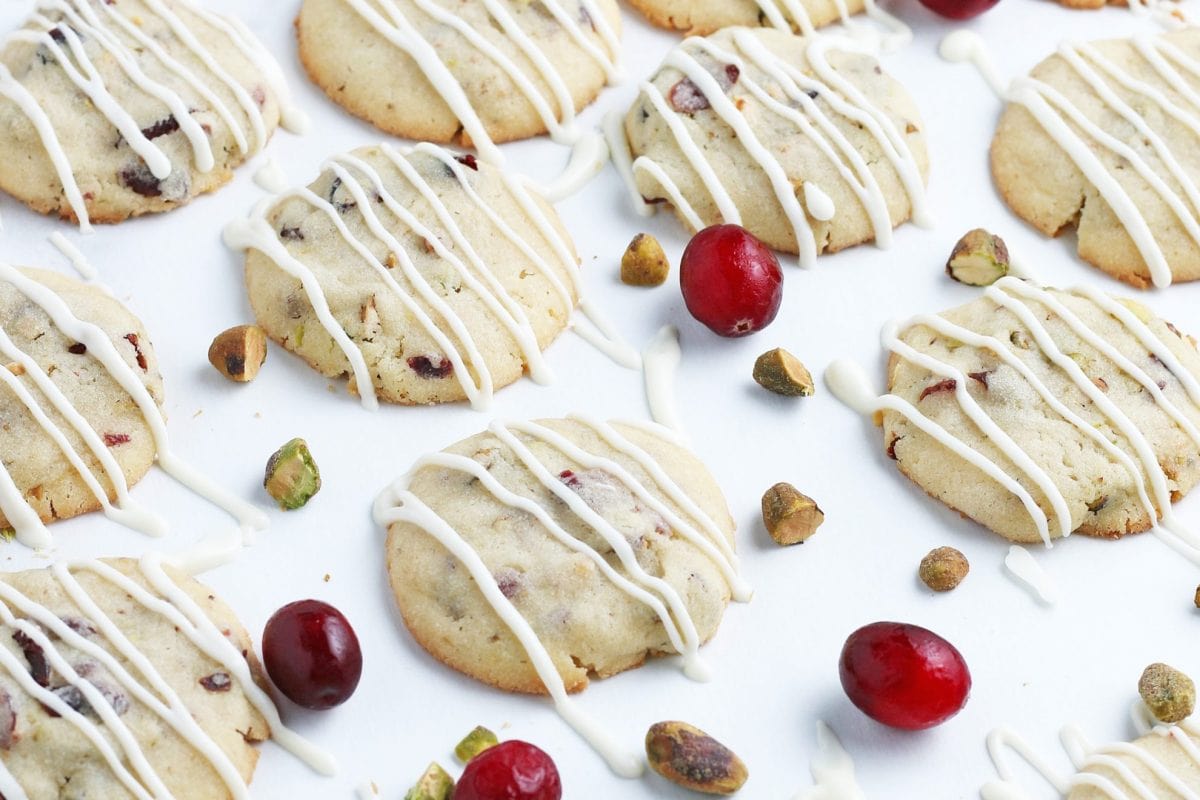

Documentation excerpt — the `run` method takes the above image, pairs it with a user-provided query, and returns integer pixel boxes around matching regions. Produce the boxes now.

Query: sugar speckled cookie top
[991,28,1200,288]
[226,143,581,409]
[626,0,865,36]
[0,267,162,542]
[295,0,621,159]
[0,0,297,228]
[0,557,269,799]
[613,26,930,266]
[876,279,1200,545]
[378,417,743,697]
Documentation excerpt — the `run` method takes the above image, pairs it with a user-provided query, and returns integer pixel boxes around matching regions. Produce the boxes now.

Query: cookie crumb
[1139,663,1195,724]
[918,547,969,592]
[947,229,1009,286]
[753,348,814,396]
[621,233,670,287]
[761,483,824,545]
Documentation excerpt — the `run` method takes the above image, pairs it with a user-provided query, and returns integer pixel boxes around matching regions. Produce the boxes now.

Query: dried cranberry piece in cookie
[453,740,562,800]
[408,355,453,379]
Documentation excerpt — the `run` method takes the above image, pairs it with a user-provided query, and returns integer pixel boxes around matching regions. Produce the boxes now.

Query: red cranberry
[679,224,783,337]
[453,740,562,800]
[917,0,1001,19]
[839,621,971,730]
[262,600,362,710]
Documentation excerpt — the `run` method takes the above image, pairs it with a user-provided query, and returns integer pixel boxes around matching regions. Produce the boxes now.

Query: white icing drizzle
[0,264,267,551]
[536,132,610,203]
[373,417,749,774]
[793,721,868,800]
[751,0,911,51]
[643,325,687,440]
[610,28,930,267]
[224,142,637,410]
[47,231,97,281]
[0,557,334,797]
[0,0,302,230]
[825,277,1200,559]
[983,717,1200,798]
[339,0,619,167]
[940,29,1200,288]
[1003,545,1060,605]
[253,157,289,194]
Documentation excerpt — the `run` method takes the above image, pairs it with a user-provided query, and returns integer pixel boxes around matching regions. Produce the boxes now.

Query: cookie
[0,0,298,228]
[841,277,1200,545]
[626,0,865,36]
[295,0,621,159]
[0,557,270,799]
[377,417,746,696]
[1066,727,1200,797]
[0,266,163,545]
[612,27,930,266]
[990,28,1200,288]
[225,143,581,409]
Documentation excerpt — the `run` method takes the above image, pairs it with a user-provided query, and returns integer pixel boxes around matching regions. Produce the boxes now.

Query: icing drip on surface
[48,231,97,281]
[984,717,1200,798]
[643,325,686,440]
[1003,545,1059,605]
[223,143,636,410]
[339,0,620,167]
[940,29,1200,288]
[373,417,749,773]
[0,557,334,797]
[793,721,868,799]
[0,264,267,551]
[253,157,289,193]
[610,27,930,267]
[0,0,302,230]
[825,278,1200,559]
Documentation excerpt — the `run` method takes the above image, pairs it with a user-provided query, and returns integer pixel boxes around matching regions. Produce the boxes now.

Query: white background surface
[1,0,1198,797]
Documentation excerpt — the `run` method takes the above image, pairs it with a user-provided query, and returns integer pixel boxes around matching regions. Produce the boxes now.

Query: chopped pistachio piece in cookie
[404,762,454,800]
[761,483,824,545]
[946,229,1009,286]
[621,233,670,286]
[264,438,322,510]
[208,324,268,383]
[454,725,499,763]
[753,348,814,396]
[1139,663,1196,724]
[646,721,748,795]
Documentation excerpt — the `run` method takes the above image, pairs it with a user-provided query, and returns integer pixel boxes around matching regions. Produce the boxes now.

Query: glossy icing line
[339,0,619,166]
[793,721,867,800]
[643,325,686,439]
[0,0,301,230]
[373,418,748,774]
[0,264,267,551]
[983,717,1200,798]
[610,28,929,267]
[940,29,1200,288]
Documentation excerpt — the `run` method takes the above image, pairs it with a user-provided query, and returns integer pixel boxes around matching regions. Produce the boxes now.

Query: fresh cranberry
[453,740,562,800]
[917,0,1001,19]
[262,600,362,710]
[839,621,971,730]
[679,224,783,337]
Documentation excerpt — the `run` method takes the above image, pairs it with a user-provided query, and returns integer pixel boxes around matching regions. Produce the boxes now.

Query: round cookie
[228,143,580,408]
[380,417,741,695]
[0,0,294,227]
[295,0,621,152]
[0,267,163,534]
[626,0,865,36]
[1066,727,1200,797]
[990,28,1200,288]
[616,27,930,264]
[877,279,1200,544]
[0,557,269,799]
